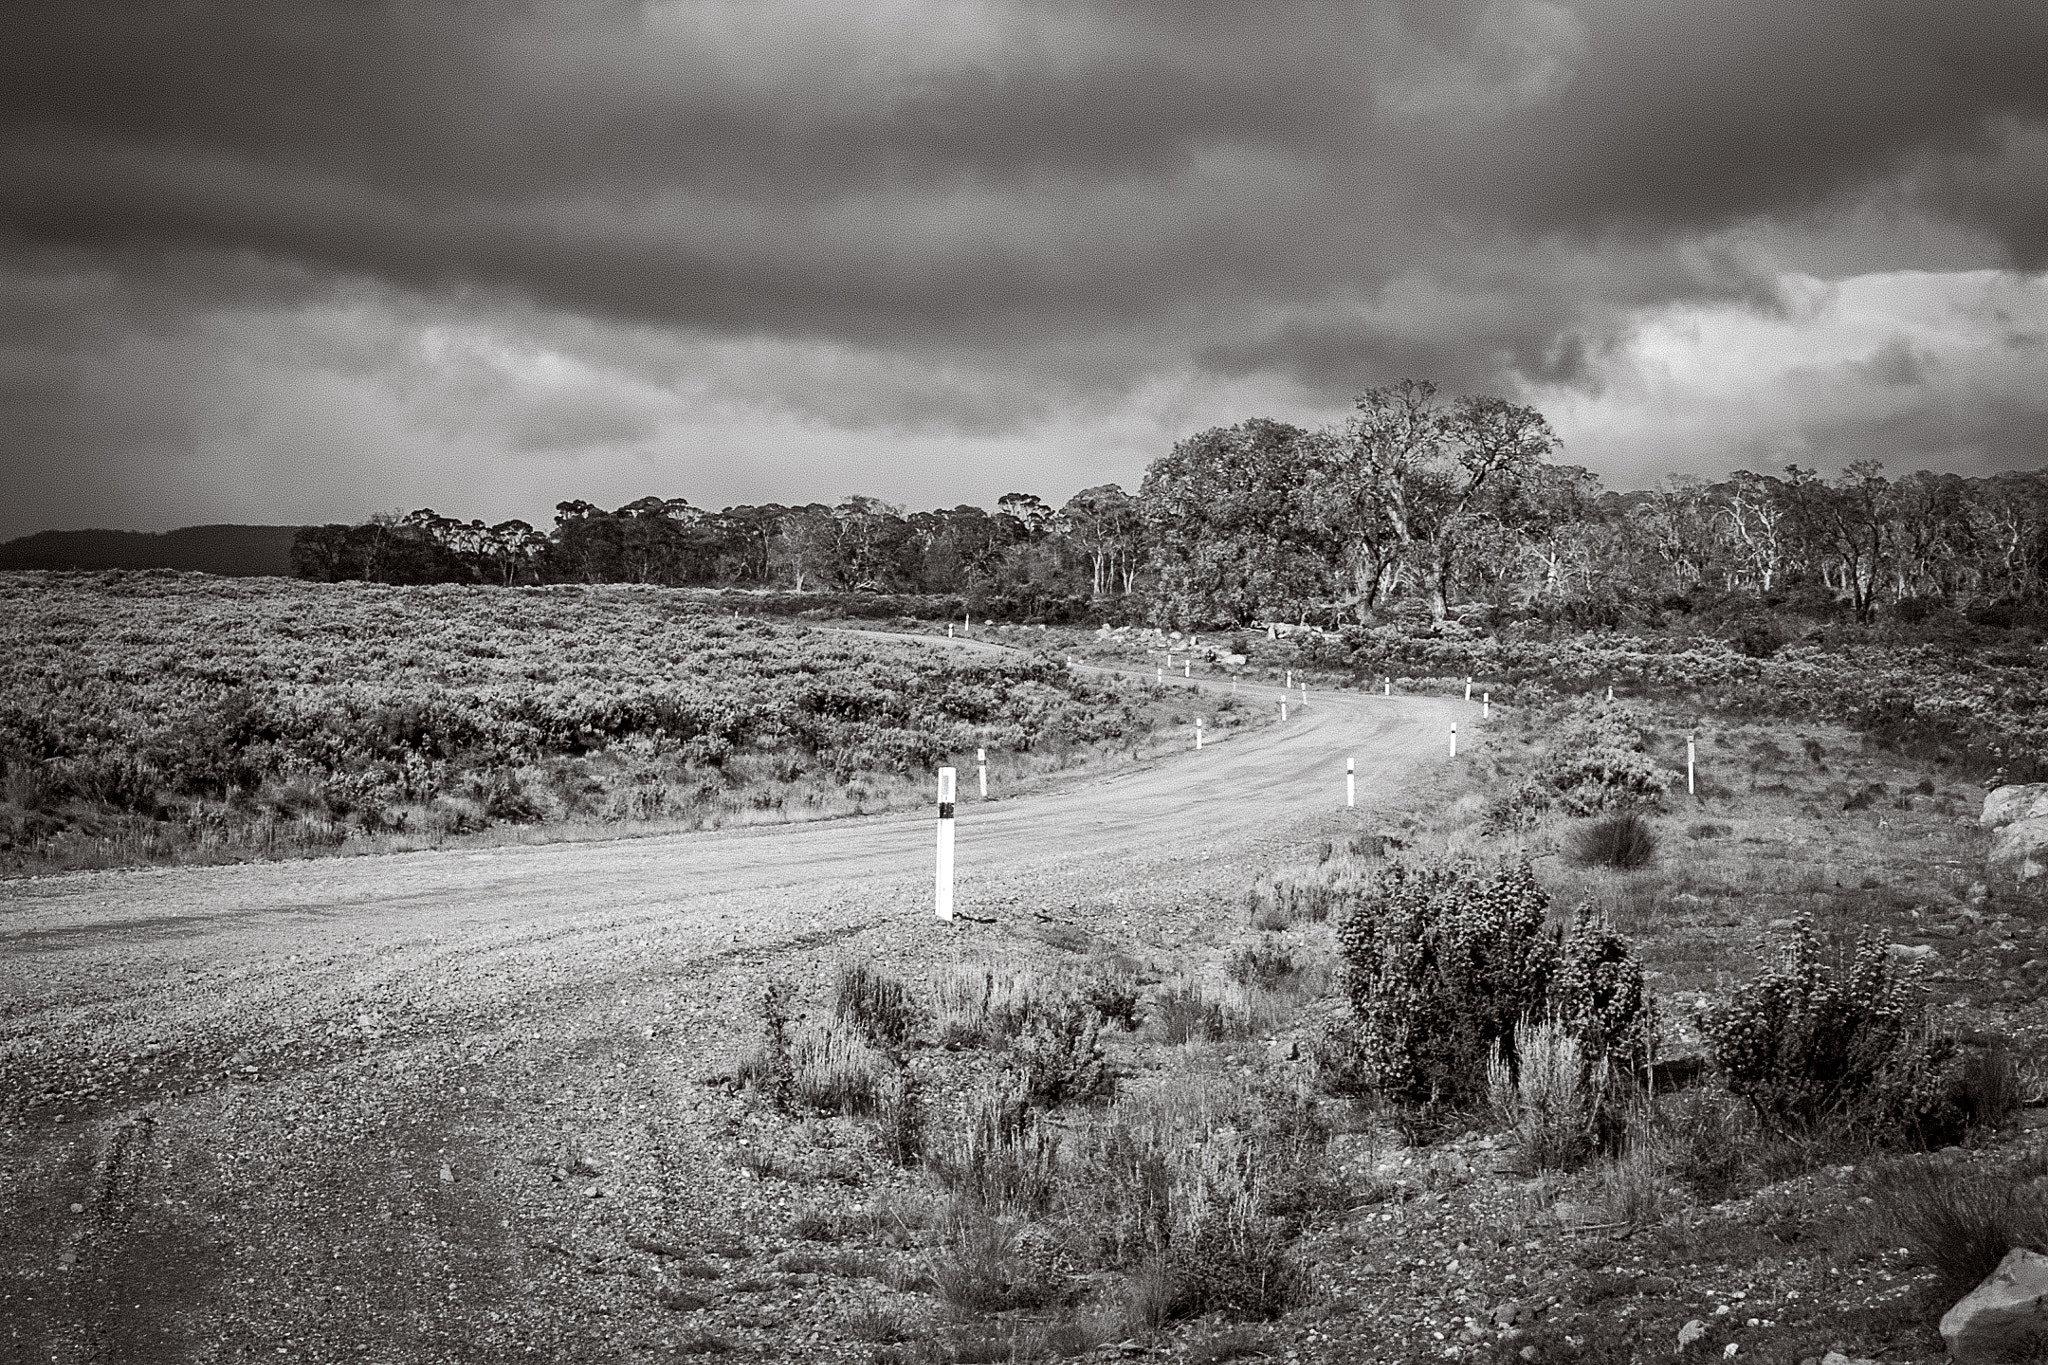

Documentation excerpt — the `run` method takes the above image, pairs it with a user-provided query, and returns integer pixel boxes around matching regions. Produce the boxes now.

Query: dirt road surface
[0,672,1465,1363]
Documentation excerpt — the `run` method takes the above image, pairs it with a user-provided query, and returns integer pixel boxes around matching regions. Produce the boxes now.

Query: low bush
[1333,859,1653,1108]
[933,964,1043,1047]
[1010,1000,1113,1108]
[1074,964,1143,1031]
[1569,812,1659,870]
[1700,919,1997,1147]
[926,1216,1063,1313]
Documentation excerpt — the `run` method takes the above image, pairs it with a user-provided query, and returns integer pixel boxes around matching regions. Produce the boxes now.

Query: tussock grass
[1874,1155,2048,1303]
[1569,811,1659,870]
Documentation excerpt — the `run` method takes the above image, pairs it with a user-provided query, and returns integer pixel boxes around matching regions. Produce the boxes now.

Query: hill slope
[0,524,303,576]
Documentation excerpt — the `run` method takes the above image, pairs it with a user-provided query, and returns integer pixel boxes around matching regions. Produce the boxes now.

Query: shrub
[1333,859,1557,1107]
[1010,999,1113,1107]
[1334,861,1653,1109]
[834,962,925,1052]
[735,982,797,1107]
[1529,701,1672,816]
[1700,919,1986,1146]
[1569,812,1659,870]
[875,1067,926,1167]
[1148,1223,1302,1322]
[1549,912,1657,1077]
[1075,964,1143,1031]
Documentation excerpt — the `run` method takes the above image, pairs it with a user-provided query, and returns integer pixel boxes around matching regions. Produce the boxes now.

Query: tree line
[292,379,2048,627]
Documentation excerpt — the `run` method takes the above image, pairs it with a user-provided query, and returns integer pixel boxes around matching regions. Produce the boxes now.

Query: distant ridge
[0,525,304,577]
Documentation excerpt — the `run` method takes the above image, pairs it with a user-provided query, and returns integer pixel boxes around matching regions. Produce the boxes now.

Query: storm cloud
[3,0,2045,536]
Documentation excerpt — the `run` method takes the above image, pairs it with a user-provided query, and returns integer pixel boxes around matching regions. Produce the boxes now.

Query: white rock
[1981,784,2048,829]
[1889,943,1938,962]
[1989,815,2048,883]
[1677,1318,1708,1349]
[1941,1246,2048,1363]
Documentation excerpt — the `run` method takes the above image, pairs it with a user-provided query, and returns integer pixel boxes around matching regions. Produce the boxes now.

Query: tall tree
[1138,418,1326,626]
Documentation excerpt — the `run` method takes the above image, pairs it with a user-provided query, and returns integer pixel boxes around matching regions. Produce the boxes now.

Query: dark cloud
[1,0,2045,534]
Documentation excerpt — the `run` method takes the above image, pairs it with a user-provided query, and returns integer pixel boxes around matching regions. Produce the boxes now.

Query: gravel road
[0,670,1465,1363]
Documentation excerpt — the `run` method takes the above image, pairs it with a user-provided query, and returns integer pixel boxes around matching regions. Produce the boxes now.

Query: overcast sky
[3,0,2045,538]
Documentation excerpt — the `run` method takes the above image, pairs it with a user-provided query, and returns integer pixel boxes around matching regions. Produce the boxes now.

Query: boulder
[1940,1246,2048,1363]
[1989,815,2048,884]
[1982,784,2048,830]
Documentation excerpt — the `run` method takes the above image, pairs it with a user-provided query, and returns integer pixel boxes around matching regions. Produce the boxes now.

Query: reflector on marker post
[977,748,987,798]
[935,768,957,922]
[1346,756,1355,808]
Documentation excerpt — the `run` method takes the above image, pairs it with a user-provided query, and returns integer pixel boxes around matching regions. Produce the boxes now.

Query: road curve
[0,671,1468,1362]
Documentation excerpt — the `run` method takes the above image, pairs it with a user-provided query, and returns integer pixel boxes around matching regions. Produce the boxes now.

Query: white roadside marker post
[1231,675,1238,695]
[935,768,957,922]
[1383,677,1391,697]
[1346,756,1355,808]
[977,748,988,798]
[1465,676,1473,701]
[1607,683,1614,702]
[948,624,954,638]
[1183,659,1190,678]
[1195,719,1204,750]
[1449,723,1458,759]
[1286,669,1293,689]
[1156,665,1163,682]
[1688,732,1697,796]
[1281,699,1288,722]
[1483,692,1491,720]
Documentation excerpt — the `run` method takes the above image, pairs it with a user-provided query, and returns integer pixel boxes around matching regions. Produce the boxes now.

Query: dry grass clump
[933,964,1046,1047]
[836,961,926,1052]
[933,1086,1061,1219]
[790,1020,891,1115]
[1872,1153,2048,1303]
[1488,1017,1603,1171]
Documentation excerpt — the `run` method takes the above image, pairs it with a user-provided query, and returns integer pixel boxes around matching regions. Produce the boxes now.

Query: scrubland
[665,692,2045,1364]
[0,573,1222,875]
